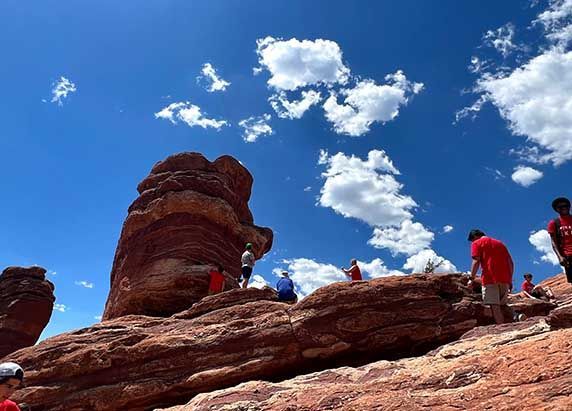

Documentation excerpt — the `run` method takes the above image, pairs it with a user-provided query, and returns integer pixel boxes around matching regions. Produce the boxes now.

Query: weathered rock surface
[164,320,572,411]
[0,266,55,358]
[9,274,494,411]
[103,152,273,320]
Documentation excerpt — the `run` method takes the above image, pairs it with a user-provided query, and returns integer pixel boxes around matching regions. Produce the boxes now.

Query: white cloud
[51,76,77,106]
[303,186,312,192]
[248,274,270,289]
[155,102,228,130]
[358,258,404,278]
[323,71,423,136]
[443,225,454,233]
[94,315,102,321]
[536,0,572,47]
[53,304,68,313]
[368,220,434,256]
[269,90,322,119]
[483,23,518,58]
[75,280,94,289]
[403,249,458,274]
[255,37,350,91]
[511,166,544,187]
[238,114,273,143]
[196,63,231,92]
[529,229,560,265]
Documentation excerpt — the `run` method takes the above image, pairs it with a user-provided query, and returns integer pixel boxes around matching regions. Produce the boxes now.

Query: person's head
[281,271,289,278]
[0,362,23,402]
[467,229,486,242]
[350,258,357,266]
[217,263,224,273]
[523,273,533,281]
[245,243,253,251]
[552,197,571,216]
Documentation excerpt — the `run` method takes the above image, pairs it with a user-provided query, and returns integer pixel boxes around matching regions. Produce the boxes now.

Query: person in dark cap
[0,362,24,411]
[548,197,572,283]
[468,229,514,324]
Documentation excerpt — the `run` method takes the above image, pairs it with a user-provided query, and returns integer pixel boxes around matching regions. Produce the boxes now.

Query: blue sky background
[1,0,570,340]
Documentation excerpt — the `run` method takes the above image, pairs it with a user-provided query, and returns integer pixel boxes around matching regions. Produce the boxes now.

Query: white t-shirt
[241,250,255,268]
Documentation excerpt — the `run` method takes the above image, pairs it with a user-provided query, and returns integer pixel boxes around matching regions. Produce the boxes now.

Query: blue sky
[1,0,571,340]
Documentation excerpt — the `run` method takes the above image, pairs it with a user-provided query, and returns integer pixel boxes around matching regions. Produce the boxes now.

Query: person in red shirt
[342,259,362,281]
[548,197,572,283]
[208,264,226,295]
[0,362,24,411]
[520,273,555,301]
[468,229,514,324]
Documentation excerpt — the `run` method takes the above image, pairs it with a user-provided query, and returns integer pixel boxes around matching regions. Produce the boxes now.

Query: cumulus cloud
[75,280,94,289]
[248,274,271,289]
[323,71,424,136]
[255,36,350,91]
[511,166,544,187]
[269,90,322,119]
[483,23,518,57]
[238,114,273,142]
[535,0,572,47]
[197,63,231,92]
[53,303,68,313]
[368,220,434,256]
[443,225,454,233]
[358,258,404,278]
[402,249,458,274]
[529,229,559,265]
[155,102,228,130]
[51,76,77,106]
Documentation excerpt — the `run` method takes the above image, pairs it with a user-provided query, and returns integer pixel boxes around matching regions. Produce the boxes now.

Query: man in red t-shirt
[548,197,572,283]
[468,229,514,324]
[208,264,226,295]
[0,362,24,411]
[342,259,362,281]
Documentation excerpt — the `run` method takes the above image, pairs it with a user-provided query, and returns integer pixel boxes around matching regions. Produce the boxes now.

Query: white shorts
[482,283,510,305]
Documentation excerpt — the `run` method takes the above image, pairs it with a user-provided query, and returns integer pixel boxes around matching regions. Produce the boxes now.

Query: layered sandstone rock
[103,153,273,320]
[164,320,572,411]
[0,266,55,358]
[10,274,494,411]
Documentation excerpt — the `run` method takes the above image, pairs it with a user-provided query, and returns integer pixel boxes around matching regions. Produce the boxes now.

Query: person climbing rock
[0,362,24,411]
[342,259,362,281]
[548,197,572,283]
[520,273,555,301]
[276,271,297,304]
[208,264,226,295]
[240,243,255,288]
[468,229,514,324]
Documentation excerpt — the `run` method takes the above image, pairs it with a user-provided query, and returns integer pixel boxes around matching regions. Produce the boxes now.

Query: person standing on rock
[241,243,255,288]
[0,362,24,411]
[468,229,514,324]
[342,259,362,281]
[548,197,572,283]
[208,264,226,295]
[277,271,298,304]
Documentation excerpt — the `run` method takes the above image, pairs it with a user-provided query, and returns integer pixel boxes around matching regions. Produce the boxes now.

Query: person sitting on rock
[208,264,226,295]
[241,243,255,288]
[0,362,24,411]
[276,271,298,304]
[468,229,514,324]
[520,273,555,301]
[548,197,572,284]
[342,259,362,281]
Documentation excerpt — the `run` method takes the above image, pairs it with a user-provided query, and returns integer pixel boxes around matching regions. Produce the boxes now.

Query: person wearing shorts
[240,243,255,288]
[548,197,572,283]
[468,229,514,324]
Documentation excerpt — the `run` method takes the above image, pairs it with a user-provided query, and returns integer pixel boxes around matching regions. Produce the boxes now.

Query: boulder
[103,153,273,320]
[0,266,55,358]
[9,274,492,411]
[165,320,572,411]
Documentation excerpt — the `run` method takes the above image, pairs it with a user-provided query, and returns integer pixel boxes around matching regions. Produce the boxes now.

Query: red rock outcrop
[9,274,495,411]
[164,320,572,411]
[102,152,273,320]
[0,266,55,358]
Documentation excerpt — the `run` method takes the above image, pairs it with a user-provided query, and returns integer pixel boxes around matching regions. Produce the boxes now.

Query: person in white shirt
[241,243,255,288]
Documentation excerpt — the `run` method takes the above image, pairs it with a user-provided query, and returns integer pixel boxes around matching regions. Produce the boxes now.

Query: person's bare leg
[490,304,505,324]
[242,278,249,288]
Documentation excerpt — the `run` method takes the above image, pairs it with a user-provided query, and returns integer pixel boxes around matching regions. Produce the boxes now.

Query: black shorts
[566,256,572,283]
[241,266,253,280]
[531,290,542,298]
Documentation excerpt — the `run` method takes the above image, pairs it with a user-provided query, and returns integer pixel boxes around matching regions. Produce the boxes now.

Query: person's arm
[550,232,568,266]
[470,257,480,282]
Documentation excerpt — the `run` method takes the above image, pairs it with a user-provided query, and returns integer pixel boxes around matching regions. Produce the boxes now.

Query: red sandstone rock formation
[163,320,572,411]
[0,266,55,358]
[102,152,273,320]
[9,274,494,411]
